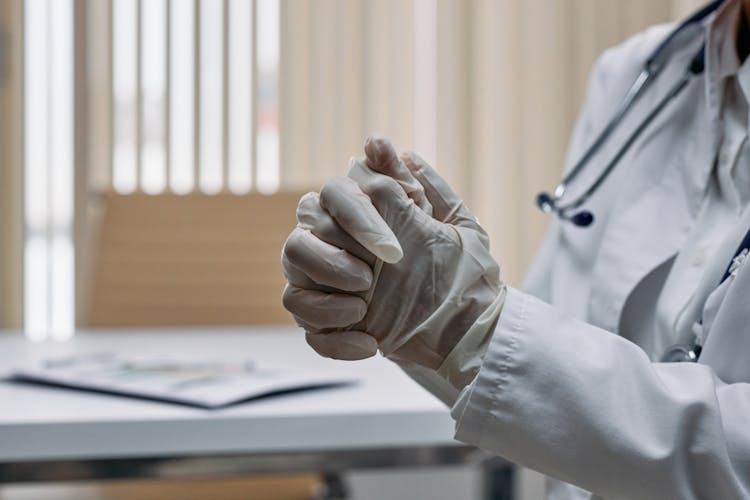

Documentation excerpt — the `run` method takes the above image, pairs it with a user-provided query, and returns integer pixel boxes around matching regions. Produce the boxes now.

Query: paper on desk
[10,353,354,408]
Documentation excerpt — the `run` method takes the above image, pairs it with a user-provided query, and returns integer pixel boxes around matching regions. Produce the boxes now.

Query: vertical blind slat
[309,0,336,181]
[197,0,223,193]
[165,0,171,190]
[44,0,53,333]
[250,0,258,190]
[362,1,388,145]
[85,0,113,191]
[135,0,142,192]
[106,0,113,190]
[221,0,229,191]
[227,0,252,193]
[387,0,415,154]
[168,0,195,193]
[278,0,310,188]
[435,1,470,195]
[412,0,437,167]
[334,0,364,178]
[192,0,200,188]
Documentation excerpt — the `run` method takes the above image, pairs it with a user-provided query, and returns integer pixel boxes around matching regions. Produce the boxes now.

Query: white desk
[0,327,476,483]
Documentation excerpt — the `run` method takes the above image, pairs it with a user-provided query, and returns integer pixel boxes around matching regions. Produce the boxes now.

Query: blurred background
[0,0,704,499]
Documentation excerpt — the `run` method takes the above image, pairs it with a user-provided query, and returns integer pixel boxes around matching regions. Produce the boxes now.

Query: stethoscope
[536,0,750,362]
[536,0,723,227]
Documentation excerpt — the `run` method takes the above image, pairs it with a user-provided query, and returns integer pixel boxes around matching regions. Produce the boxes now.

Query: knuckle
[296,191,320,218]
[297,191,320,209]
[305,332,332,358]
[297,198,338,237]
[281,284,299,313]
[280,256,305,286]
[365,175,400,199]
[298,191,319,205]
[280,253,294,279]
[281,228,307,263]
[319,176,349,208]
[314,216,341,242]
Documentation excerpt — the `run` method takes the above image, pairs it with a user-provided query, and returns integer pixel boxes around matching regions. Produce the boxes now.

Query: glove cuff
[378,225,503,367]
[436,284,507,390]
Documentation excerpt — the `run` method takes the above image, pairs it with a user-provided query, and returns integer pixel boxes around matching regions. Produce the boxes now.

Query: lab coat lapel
[587,43,721,333]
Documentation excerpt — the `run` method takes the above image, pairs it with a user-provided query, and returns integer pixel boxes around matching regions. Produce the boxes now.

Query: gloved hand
[281,135,506,376]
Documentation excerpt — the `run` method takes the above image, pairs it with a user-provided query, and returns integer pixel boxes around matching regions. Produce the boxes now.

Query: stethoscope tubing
[538,0,722,225]
[553,70,652,204]
[558,57,700,216]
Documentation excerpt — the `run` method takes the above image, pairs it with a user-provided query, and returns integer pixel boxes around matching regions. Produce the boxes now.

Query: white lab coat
[407,16,750,500]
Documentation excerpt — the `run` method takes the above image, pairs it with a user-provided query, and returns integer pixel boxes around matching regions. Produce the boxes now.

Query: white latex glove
[282,135,505,372]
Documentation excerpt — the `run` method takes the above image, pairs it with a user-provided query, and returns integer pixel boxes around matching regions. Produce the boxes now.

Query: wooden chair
[84,191,320,500]
[86,191,301,327]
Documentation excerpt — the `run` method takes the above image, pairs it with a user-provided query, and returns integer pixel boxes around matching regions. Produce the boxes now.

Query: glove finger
[282,227,372,291]
[291,314,325,333]
[362,134,433,216]
[319,176,403,264]
[281,256,319,288]
[282,284,367,329]
[305,331,378,360]
[282,259,344,295]
[297,191,376,267]
[348,157,427,226]
[401,151,482,232]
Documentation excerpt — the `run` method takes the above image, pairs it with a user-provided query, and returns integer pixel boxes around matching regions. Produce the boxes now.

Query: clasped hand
[281,135,504,372]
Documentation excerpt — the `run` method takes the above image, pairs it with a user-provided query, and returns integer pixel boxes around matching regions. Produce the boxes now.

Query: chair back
[85,191,302,327]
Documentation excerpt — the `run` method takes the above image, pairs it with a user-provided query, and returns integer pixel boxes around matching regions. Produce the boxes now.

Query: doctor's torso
[524,1,750,376]
[520,3,750,498]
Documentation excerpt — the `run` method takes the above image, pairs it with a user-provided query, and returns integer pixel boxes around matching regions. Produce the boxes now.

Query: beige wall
[0,0,22,329]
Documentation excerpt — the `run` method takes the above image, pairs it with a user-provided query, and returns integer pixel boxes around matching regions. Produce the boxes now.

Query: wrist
[436,285,507,390]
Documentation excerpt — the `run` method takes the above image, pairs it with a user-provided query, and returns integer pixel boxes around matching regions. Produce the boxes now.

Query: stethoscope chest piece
[660,343,702,363]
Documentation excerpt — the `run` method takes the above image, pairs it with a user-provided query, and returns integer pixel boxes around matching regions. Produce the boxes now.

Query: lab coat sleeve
[452,287,750,500]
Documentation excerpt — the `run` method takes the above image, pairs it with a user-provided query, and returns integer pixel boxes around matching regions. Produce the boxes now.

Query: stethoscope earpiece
[536,193,555,213]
